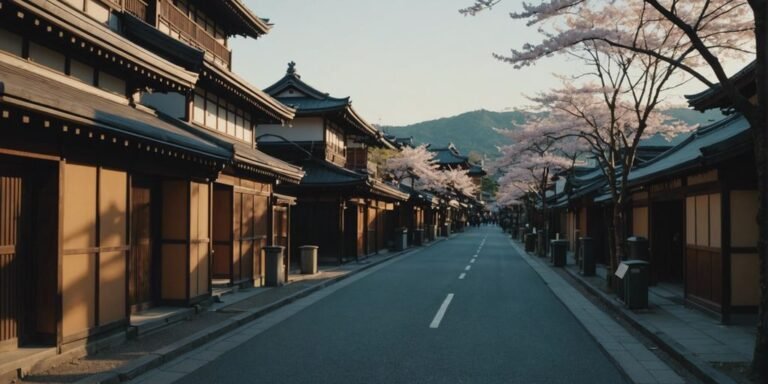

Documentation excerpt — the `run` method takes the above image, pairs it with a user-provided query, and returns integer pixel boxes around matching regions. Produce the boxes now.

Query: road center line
[470,259,476,264]
[459,273,466,280]
[429,293,455,329]
[465,265,472,271]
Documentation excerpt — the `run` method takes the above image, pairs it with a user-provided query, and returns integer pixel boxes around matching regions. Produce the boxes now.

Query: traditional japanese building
[428,143,485,232]
[0,0,302,355]
[624,69,759,320]
[257,63,409,264]
[119,0,306,289]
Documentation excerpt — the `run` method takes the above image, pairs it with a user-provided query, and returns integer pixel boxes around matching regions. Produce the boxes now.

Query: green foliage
[481,177,499,194]
[381,108,721,160]
[382,109,525,159]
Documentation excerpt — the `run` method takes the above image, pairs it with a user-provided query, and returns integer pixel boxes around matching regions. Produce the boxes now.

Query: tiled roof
[628,114,751,185]
[0,59,228,160]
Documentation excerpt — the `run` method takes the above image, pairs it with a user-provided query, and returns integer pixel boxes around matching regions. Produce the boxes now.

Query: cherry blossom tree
[462,0,768,377]
[440,167,478,197]
[383,144,445,192]
[493,113,582,229]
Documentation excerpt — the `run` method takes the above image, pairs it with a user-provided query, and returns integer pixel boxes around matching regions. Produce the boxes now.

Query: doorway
[129,177,159,313]
[0,159,57,351]
[651,200,685,283]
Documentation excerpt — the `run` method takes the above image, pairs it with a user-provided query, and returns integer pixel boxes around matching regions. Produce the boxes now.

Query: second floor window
[326,126,346,158]
[192,90,253,143]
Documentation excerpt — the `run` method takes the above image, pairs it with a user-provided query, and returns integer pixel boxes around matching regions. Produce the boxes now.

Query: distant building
[257,63,409,263]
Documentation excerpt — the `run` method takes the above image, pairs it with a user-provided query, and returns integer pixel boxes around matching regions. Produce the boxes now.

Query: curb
[73,239,444,384]
[545,245,739,384]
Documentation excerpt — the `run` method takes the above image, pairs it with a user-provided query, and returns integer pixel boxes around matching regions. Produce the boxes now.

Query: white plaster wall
[257,117,324,142]
[142,92,186,119]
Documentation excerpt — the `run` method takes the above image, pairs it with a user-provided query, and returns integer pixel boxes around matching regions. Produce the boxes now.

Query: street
[167,227,627,384]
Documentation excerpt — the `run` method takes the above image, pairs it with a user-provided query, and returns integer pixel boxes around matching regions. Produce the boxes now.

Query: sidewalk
[8,241,440,384]
[513,234,756,384]
[560,253,755,384]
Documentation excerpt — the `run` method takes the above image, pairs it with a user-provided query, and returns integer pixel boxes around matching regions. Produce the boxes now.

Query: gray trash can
[551,240,568,267]
[299,245,318,275]
[264,246,285,287]
[524,233,536,252]
[579,237,595,276]
[394,227,408,251]
[536,229,548,258]
[414,228,425,246]
[627,236,649,261]
[620,260,650,309]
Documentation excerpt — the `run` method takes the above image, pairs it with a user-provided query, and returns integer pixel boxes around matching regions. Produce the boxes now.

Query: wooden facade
[0,0,301,357]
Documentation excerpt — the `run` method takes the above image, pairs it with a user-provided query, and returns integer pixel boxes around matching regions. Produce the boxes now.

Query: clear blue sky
[231,1,736,127]
[231,0,585,126]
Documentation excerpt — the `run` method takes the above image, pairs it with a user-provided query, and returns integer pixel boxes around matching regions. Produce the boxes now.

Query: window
[686,193,721,248]
[98,71,126,95]
[193,93,205,124]
[192,89,253,143]
[70,59,95,84]
[205,96,217,129]
[29,42,66,73]
[0,28,23,56]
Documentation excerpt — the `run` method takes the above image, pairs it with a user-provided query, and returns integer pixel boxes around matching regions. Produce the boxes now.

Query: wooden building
[257,63,409,264]
[0,0,303,354]
[428,143,485,232]
[627,114,757,321]
[119,0,307,288]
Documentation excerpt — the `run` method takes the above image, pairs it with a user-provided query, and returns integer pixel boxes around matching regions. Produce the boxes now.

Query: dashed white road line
[429,293,455,329]
[465,265,472,271]
[459,273,466,280]
[470,259,476,264]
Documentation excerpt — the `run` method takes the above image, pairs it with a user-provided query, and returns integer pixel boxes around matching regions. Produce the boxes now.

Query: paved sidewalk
[561,254,755,384]
[13,242,438,384]
[509,239,686,384]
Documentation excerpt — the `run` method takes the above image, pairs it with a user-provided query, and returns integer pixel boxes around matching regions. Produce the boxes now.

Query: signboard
[615,263,629,279]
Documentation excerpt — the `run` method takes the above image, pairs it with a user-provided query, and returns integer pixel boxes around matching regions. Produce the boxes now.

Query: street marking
[459,273,466,280]
[470,259,476,264]
[430,293,455,328]
[465,265,472,271]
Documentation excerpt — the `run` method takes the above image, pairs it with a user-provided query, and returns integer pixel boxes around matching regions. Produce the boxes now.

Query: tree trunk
[609,202,627,290]
[751,1,768,379]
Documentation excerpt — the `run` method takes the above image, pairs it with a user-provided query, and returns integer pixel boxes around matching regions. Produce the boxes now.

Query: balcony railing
[159,1,231,67]
[123,0,148,21]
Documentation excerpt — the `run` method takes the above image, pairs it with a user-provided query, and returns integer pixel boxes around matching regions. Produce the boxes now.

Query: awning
[232,142,304,184]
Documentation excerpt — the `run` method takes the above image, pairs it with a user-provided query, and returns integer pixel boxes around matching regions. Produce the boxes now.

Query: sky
[230,0,589,127]
[231,1,739,127]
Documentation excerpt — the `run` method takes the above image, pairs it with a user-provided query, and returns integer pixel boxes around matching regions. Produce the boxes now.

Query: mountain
[381,110,524,159]
[382,108,725,159]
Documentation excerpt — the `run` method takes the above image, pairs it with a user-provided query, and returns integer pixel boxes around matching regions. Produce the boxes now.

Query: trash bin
[627,236,649,261]
[524,233,536,252]
[536,229,548,258]
[618,260,650,309]
[551,239,568,267]
[429,224,438,241]
[414,228,425,246]
[518,227,527,241]
[299,245,318,275]
[264,246,285,287]
[394,227,408,251]
[442,223,451,237]
[579,237,595,276]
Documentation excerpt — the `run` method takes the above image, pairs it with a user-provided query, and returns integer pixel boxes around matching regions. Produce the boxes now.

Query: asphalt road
[179,226,627,384]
